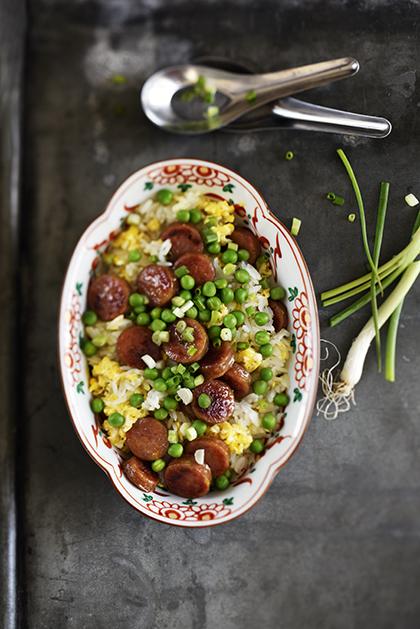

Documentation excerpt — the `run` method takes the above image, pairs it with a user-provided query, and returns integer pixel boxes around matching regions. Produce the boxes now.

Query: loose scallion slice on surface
[291,217,301,236]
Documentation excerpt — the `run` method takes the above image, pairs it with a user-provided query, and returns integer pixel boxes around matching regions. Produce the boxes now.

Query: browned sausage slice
[222,362,251,399]
[269,299,289,332]
[117,325,160,368]
[136,264,178,307]
[160,222,204,261]
[163,318,208,364]
[191,380,235,424]
[174,252,215,285]
[200,341,235,379]
[185,437,230,477]
[126,417,168,461]
[123,456,158,492]
[231,226,261,265]
[164,456,211,498]
[87,274,130,321]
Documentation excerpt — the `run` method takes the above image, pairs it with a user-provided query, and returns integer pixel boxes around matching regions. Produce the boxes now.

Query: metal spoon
[141,57,359,134]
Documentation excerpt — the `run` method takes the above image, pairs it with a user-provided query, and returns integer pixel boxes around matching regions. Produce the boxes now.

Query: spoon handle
[230,57,359,102]
[272,97,391,138]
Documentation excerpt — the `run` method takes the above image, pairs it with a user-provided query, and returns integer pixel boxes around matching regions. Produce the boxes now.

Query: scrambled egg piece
[112,225,143,252]
[208,422,253,455]
[236,348,263,372]
[198,198,235,244]
[89,356,148,448]
[259,260,272,278]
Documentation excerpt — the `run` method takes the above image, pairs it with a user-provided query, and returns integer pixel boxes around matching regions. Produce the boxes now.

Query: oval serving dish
[59,158,320,527]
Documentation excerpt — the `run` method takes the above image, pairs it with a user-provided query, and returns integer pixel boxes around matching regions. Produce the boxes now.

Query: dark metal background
[1,0,420,627]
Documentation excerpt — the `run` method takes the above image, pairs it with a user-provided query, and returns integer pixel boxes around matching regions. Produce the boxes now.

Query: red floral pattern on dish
[64,290,82,386]
[147,164,231,187]
[292,292,313,391]
[144,500,232,521]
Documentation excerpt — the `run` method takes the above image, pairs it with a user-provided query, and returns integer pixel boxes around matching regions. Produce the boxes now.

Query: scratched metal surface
[15,0,420,627]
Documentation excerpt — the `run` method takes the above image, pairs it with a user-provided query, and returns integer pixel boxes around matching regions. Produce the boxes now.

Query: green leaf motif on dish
[142,494,153,502]
[223,497,234,506]
[293,387,303,403]
[144,182,154,191]
[288,286,299,302]
[177,183,192,192]
[76,282,83,296]
[182,498,197,506]
[223,184,234,193]
[76,381,85,394]
[290,333,296,353]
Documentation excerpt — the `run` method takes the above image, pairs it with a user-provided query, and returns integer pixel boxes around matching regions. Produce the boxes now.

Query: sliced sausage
[163,318,208,364]
[185,437,230,477]
[117,325,160,368]
[160,222,204,261]
[126,417,168,461]
[123,456,158,492]
[269,299,289,332]
[191,380,235,424]
[174,252,215,285]
[231,226,261,264]
[164,455,211,498]
[87,274,130,321]
[222,362,251,399]
[136,264,178,307]
[200,341,235,379]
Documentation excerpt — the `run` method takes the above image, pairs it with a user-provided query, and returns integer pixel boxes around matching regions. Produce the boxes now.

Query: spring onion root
[317,262,420,420]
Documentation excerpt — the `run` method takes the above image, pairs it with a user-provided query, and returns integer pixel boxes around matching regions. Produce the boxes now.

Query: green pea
[161,308,176,323]
[154,378,167,392]
[234,288,248,304]
[144,367,159,380]
[180,290,192,301]
[192,419,207,437]
[220,287,234,304]
[254,312,269,326]
[174,265,189,278]
[198,309,211,322]
[256,255,267,269]
[274,392,290,407]
[128,249,141,262]
[151,459,166,472]
[150,319,166,332]
[260,367,273,381]
[238,249,250,261]
[136,312,151,326]
[162,367,172,380]
[154,407,168,420]
[232,310,245,325]
[198,393,212,409]
[150,307,162,320]
[190,209,202,224]
[168,443,183,458]
[250,438,264,454]
[157,188,173,205]
[234,269,250,284]
[181,274,195,290]
[215,278,228,289]
[260,278,270,289]
[83,341,97,357]
[186,306,198,319]
[270,286,286,300]
[82,310,97,326]
[223,314,237,329]
[207,242,221,254]
[108,412,125,428]
[134,305,146,314]
[215,475,230,490]
[202,281,216,297]
[237,342,249,350]
[222,249,238,264]
[176,209,190,222]
[207,296,222,311]
[129,293,146,308]
[255,330,270,345]
[129,393,144,408]
[163,396,178,411]
[253,380,268,395]
[246,306,256,317]
[90,398,104,413]
[260,343,273,358]
[208,326,221,340]
[262,412,276,431]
